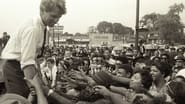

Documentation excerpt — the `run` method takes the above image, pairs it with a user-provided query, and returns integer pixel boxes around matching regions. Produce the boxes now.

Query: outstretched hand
[93,85,111,97]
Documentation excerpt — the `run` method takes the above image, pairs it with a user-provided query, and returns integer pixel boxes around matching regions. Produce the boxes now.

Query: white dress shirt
[40,62,58,87]
[1,16,46,69]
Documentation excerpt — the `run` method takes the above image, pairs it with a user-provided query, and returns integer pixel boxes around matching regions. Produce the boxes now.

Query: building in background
[49,24,137,47]
[49,25,89,47]
[48,24,64,47]
[88,33,125,47]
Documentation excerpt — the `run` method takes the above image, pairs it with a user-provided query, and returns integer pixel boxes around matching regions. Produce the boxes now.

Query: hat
[174,55,185,61]
[176,69,185,79]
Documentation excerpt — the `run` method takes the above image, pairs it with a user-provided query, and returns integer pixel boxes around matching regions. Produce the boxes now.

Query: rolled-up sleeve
[21,27,37,69]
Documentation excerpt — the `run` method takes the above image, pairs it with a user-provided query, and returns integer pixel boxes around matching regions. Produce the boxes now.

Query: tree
[88,26,97,33]
[124,27,134,35]
[97,21,113,33]
[140,13,159,30]
[63,32,73,36]
[156,3,184,44]
[75,32,83,36]
[112,23,124,34]
[141,3,184,44]
[168,3,184,16]
[156,15,182,43]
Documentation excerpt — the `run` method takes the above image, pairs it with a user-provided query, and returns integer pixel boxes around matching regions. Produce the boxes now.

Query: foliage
[112,23,124,34]
[97,21,113,33]
[96,21,133,35]
[156,15,183,43]
[168,3,184,16]
[141,3,185,44]
[140,12,159,30]
[88,26,97,33]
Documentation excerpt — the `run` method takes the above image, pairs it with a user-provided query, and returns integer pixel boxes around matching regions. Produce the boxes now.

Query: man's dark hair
[46,58,55,64]
[136,70,153,90]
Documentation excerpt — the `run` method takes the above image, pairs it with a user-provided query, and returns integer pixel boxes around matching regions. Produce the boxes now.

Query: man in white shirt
[41,58,57,88]
[1,0,66,98]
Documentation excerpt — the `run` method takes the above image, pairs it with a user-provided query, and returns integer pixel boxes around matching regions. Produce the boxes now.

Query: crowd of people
[0,32,10,54]
[2,44,185,104]
[0,0,185,104]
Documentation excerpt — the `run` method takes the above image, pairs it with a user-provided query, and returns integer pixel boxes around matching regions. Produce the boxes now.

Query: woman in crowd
[149,62,172,103]
[94,70,154,104]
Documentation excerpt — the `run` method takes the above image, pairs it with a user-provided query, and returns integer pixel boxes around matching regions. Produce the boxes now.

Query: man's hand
[24,74,41,89]
[24,74,44,103]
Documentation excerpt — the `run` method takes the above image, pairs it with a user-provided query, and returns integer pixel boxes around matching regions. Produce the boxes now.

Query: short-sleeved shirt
[1,16,46,69]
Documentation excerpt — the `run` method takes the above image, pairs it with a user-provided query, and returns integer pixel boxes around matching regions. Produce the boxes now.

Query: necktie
[38,28,47,58]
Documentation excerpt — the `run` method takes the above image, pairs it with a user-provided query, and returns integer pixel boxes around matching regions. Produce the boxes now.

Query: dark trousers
[2,60,30,98]
[0,82,6,94]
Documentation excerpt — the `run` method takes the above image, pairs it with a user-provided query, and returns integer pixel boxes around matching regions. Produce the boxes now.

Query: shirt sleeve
[52,65,58,81]
[21,27,37,69]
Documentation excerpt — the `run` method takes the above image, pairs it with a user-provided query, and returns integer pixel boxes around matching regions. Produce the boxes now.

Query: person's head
[40,0,66,27]
[3,32,8,37]
[150,62,165,82]
[160,54,169,63]
[115,64,133,78]
[177,48,184,55]
[152,56,160,63]
[112,46,122,56]
[174,68,185,82]
[130,70,153,91]
[170,47,176,53]
[46,58,55,69]
[174,55,185,68]
[133,56,147,72]
[58,60,70,72]
[103,49,110,59]
[91,54,104,65]
[81,58,90,73]
[154,50,160,56]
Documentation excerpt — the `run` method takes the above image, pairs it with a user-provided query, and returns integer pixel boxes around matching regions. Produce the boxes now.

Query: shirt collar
[37,15,47,30]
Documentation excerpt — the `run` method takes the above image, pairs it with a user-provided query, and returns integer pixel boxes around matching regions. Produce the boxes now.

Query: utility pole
[135,0,140,51]
[53,27,55,46]
[58,23,60,47]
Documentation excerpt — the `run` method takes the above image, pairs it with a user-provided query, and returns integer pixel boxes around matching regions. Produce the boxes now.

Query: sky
[0,0,185,36]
